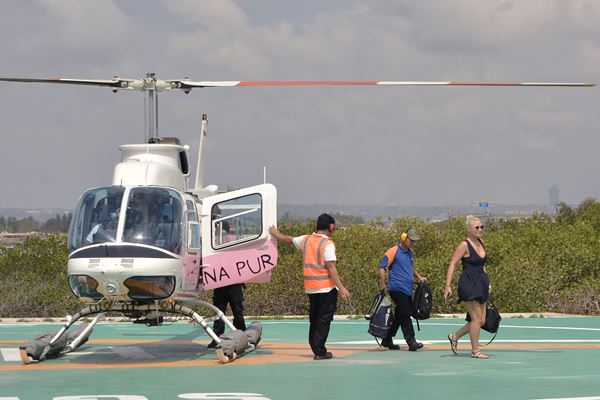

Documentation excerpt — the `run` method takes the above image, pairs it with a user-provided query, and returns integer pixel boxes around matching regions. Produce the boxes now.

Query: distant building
[548,184,560,209]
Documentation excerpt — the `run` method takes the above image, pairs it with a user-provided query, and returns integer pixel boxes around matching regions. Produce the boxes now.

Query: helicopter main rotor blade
[0,77,143,90]
[173,80,595,89]
[1,76,594,93]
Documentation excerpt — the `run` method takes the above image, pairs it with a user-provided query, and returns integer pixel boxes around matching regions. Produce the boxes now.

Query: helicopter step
[18,300,262,364]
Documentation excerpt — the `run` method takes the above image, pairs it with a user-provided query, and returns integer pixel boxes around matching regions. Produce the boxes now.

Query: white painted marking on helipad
[329,339,600,345]
[423,322,600,331]
[260,321,600,332]
[1,348,21,361]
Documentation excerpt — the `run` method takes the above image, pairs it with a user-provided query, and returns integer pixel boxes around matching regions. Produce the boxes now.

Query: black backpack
[365,291,395,341]
[411,281,433,331]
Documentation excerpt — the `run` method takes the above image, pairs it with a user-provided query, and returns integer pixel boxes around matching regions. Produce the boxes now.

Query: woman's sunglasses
[474,225,484,230]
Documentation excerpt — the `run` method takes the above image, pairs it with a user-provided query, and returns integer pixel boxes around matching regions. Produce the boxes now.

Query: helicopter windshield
[68,187,125,252]
[123,187,183,253]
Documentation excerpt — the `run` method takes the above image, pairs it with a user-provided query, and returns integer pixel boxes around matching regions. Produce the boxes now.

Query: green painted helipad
[1,317,600,400]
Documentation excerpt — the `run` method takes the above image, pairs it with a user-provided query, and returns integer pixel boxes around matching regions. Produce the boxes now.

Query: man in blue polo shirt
[378,228,427,350]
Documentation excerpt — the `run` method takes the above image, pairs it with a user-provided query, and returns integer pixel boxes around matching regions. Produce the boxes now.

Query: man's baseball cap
[406,228,420,241]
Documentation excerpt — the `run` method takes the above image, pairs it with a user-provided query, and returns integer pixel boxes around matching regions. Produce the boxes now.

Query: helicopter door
[201,184,277,290]
[182,200,202,291]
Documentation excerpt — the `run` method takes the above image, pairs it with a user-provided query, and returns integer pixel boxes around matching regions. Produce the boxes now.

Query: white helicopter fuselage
[67,136,278,305]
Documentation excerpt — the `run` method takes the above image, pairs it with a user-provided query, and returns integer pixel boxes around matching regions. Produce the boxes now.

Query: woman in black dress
[443,215,490,359]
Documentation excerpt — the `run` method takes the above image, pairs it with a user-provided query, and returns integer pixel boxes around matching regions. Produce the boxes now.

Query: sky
[0,0,599,209]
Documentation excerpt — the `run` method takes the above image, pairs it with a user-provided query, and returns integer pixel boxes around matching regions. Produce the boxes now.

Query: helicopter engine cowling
[113,142,190,190]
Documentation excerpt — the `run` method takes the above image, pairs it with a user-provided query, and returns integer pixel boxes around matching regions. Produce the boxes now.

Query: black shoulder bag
[466,297,501,346]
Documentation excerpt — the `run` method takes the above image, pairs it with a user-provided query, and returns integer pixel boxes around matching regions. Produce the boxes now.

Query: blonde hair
[465,215,480,230]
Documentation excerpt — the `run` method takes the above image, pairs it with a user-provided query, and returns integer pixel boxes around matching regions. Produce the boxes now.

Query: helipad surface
[1,317,599,400]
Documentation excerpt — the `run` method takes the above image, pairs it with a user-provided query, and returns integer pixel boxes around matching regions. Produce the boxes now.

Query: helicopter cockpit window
[212,193,262,249]
[68,187,125,252]
[123,187,183,254]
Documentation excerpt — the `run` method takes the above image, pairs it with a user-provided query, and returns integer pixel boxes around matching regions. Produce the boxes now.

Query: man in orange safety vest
[269,213,351,360]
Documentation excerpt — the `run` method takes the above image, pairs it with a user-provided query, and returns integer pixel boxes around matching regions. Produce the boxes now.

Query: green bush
[0,234,79,317]
[2,199,600,317]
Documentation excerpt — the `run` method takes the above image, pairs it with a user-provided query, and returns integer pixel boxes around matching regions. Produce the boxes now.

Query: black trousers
[212,284,246,336]
[308,288,338,356]
[386,290,416,344]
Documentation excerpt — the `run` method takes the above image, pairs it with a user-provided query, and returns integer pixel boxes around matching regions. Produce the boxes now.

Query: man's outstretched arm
[269,226,294,245]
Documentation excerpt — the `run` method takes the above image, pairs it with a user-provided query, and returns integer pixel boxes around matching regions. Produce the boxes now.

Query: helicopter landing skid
[19,312,105,364]
[215,343,257,363]
[176,299,262,363]
[18,300,261,364]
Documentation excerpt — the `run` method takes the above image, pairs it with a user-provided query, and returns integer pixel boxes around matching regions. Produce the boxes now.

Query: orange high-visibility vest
[301,234,335,291]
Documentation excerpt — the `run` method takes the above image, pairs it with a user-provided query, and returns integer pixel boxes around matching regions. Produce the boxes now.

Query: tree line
[0,214,72,233]
[1,199,600,317]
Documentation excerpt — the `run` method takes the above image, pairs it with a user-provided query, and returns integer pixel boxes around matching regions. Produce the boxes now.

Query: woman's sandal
[447,333,458,355]
[471,350,489,359]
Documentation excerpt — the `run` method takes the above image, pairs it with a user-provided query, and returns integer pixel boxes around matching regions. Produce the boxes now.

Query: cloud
[163,0,248,28]
[0,0,598,208]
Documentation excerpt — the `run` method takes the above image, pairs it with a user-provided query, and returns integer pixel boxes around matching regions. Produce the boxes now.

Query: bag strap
[479,331,497,347]
[412,281,424,331]
[480,296,498,346]
[366,290,386,320]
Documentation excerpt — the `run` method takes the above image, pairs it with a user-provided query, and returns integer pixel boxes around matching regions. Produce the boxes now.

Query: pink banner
[202,238,278,290]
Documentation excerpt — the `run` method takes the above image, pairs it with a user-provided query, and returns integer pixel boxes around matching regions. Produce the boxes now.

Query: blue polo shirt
[379,244,414,296]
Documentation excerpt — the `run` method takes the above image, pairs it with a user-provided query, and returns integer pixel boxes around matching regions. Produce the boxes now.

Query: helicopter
[0,73,594,364]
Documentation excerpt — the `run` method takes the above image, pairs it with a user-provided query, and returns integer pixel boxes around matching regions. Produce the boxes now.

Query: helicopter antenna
[194,114,209,190]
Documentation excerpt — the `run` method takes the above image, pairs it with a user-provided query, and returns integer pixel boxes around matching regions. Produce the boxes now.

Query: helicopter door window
[123,187,184,253]
[185,199,201,251]
[186,199,198,222]
[188,221,201,251]
[211,193,262,249]
[68,186,125,251]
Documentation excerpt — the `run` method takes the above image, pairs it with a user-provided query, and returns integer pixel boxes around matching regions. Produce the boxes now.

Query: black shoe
[207,340,218,349]
[381,339,400,350]
[313,352,333,360]
[408,341,424,351]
